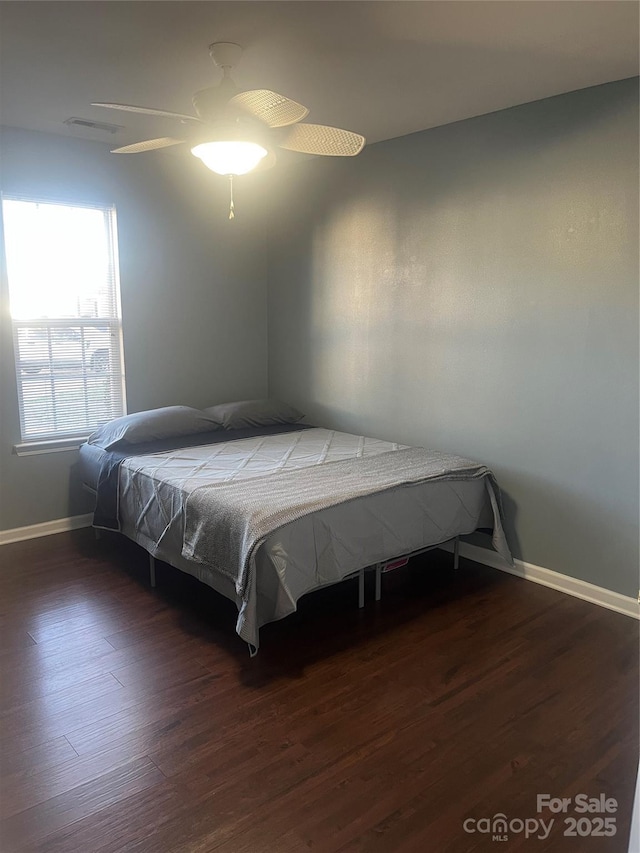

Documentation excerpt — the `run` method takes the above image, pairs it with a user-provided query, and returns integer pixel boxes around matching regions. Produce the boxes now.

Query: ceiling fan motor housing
[209,42,243,69]
[191,117,270,151]
[192,79,239,121]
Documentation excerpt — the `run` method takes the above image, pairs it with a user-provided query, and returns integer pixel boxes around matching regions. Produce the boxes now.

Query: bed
[79,402,512,652]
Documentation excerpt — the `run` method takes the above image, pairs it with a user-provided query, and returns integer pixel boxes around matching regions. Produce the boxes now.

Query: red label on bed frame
[382,557,409,573]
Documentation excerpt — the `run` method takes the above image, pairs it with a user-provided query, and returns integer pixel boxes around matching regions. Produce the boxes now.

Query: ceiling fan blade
[278,124,365,156]
[111,137,186,154]
[92,103,201,122]
[228,90,309,128]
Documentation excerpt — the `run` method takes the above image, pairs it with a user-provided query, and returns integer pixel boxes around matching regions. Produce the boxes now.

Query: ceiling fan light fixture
[94,41,366,218]
[191,140,268,176]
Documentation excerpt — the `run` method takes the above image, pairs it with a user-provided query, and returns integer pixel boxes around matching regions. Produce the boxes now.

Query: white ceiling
[1,1,638,151]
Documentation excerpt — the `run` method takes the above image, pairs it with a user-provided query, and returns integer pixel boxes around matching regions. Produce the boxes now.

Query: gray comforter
[116,428,512,649]
[182,445,512,606]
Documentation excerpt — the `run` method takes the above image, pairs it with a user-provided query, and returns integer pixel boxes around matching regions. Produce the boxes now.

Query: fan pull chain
[228,174,235,220]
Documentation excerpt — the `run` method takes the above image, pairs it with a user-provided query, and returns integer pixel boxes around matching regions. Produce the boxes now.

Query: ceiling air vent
[63,117,122,133]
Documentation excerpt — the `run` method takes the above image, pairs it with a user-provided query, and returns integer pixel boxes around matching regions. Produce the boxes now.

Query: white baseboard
[440,541,639,620]
[0,513,94,546]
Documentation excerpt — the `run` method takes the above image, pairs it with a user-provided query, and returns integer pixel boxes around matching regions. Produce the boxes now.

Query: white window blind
[2,197,126,442]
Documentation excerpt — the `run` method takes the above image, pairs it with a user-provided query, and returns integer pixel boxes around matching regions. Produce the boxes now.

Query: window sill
[13,437,89,456]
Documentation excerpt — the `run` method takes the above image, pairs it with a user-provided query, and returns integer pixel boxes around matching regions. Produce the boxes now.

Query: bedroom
[0,1,638,851]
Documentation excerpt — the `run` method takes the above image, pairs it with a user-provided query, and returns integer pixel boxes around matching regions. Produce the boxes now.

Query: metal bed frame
[87,484,461,615]
[145,537,460,603]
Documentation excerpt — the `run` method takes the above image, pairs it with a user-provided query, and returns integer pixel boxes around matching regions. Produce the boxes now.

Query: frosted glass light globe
[191,141,268,176]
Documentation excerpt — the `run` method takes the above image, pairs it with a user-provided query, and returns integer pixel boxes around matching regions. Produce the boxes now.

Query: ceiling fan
[92,42,366,217]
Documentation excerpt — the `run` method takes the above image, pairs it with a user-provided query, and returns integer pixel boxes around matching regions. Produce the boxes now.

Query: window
[2,197,126,445]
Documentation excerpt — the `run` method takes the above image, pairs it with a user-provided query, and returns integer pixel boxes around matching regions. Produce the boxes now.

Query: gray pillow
[203,398,304,430]
[88,406,222,449]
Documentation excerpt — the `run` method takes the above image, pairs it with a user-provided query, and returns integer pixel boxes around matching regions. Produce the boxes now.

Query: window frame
[2,193,127,451]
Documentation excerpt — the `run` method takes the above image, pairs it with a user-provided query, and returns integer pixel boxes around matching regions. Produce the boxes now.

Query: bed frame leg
[358,569,365,609]
[453,537,460,573]
[94,528,101,541]
[149,554,156,588]
[375,563,382,602]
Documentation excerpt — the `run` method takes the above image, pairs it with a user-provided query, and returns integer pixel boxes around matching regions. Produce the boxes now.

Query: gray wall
[0,128,269,530]
[267,78,639,597]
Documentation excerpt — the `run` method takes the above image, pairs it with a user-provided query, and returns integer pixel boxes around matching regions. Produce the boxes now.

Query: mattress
[114,428,510,649]
[78,441,109,491]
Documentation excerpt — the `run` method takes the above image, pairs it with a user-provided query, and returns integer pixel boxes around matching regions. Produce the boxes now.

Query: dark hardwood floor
[0,530,637,852]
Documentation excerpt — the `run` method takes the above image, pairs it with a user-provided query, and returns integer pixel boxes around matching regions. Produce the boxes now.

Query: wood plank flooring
[0,530,637,852]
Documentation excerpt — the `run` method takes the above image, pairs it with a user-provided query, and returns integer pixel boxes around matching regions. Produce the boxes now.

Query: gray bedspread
[182,446,512,605]
[116,428,512,650]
